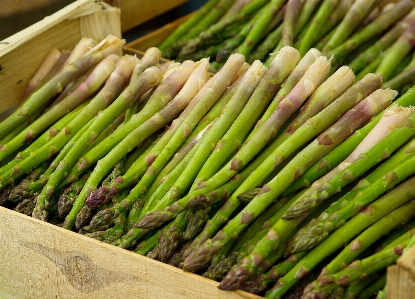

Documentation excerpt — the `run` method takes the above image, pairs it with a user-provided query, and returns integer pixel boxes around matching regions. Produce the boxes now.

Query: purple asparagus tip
[86,186,112,209]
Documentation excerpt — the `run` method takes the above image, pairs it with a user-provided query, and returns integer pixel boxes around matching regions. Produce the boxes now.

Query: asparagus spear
[63,54,246,230]
[0,35,124,140]
[355,273,386,299]
[157,210,189,262]
[326,189,415,276]
[280,0,304,47]
[158,0,221,51]
[68,59,204,187]
[171,0,239,48]
[345,17,409,74]
[249,24,283,63]
[266,187,415,298]
[237,0,287,57]
[303,234,410,298]
[294,0,322,36]
[289,136,415,253]
[0,54,119,163]
[177,0,269,57]
[61,62,201,224]
[134,230,162,256]
[328,0,414,65]
[182,74,380,266]
[283,103,413,219]
[298,0,341,56]
[0,102,84,175]
[22,49,62,100]
[0,54,137,189]
[376,22,415,81]
[90,60,265,216]
[261,49,321,129]
[211,92,392,288]
[183,207,213,241]
[32,65,162,221]
[136,54,333,230]
[57,173,90,218]
[323,0,383,52]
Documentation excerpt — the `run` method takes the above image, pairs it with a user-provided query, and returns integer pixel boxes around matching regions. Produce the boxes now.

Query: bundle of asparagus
[3,33,415,298]
[159,0,415,92]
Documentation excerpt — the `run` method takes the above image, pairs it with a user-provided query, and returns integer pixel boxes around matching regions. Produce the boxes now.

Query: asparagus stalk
[196,48,301,191]
[177,0,269,58]
[298,0,341,56]
[345,17,409,74]
[266,186,415,298]
[283,102,413,219]
[0,54,137,190]
[289,136,415,253]
[63,54,246,230]
[0,54,119,163]
[212,91,392,288]
[262,48,321,130]
[280,0,304,47]
[157,210,190,262]
[57,173,90,218]
[61,62,201,224]
[158,0,221,51]
[0,102,84,175]
[303,238,409,298]
[183,207,213,241]
[22,49,62,100]
[171,0,239,47]
[32,65,162,221]
[237,0,287,58]
[137,53,334,230]
[89,60,266,215]
[356,273,387,299]
[249,24,283,63]
[114,132,205,249]
[323,0,383,52]
[294,0,322,36]
[376,22,415,81]
[183,73,380,263]
[67,60,203,186]
[328,0,415,65]
[322,199,415,276]
[0,35,124,140]
[282,78,415,197]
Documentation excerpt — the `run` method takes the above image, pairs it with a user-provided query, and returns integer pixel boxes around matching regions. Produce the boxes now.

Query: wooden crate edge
[0,207,261,299]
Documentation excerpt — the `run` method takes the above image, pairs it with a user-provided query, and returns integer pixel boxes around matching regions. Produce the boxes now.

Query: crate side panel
[0,207,261,299]
[120,0,188,32]
[0,19,82,114]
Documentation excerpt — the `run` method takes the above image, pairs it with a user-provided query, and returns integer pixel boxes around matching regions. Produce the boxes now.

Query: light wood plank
[0,207,261,299]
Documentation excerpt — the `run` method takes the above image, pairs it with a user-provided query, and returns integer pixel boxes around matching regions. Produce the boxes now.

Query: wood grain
[0,207,261,299]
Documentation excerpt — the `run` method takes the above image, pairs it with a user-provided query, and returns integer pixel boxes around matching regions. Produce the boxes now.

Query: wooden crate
[104,0,189,32]
[124,14,189,54]
[0,1,260,298]
[387,246,415,299]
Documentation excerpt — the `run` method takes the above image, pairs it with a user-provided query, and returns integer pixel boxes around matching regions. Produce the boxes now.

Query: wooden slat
[119,0,188,32]
[123,14,190,54]
[0,207,261,299]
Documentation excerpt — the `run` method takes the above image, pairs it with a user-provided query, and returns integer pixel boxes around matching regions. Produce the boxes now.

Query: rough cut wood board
[0,207,260,299]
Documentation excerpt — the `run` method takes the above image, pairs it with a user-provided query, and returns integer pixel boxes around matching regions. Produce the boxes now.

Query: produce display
[159,0,415,94]
[3,1,415,297]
